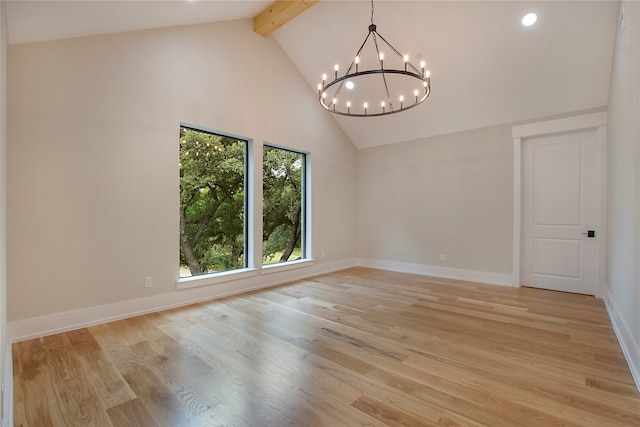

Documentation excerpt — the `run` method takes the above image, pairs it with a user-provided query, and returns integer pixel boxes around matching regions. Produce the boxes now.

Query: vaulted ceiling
[5,0,620,149]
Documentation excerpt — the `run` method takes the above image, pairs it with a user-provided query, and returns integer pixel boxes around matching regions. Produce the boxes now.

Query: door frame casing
[512,112,608,297]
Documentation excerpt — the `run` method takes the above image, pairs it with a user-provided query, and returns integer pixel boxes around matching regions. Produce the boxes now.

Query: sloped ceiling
[5,0,273,45]
[5,0,620,149]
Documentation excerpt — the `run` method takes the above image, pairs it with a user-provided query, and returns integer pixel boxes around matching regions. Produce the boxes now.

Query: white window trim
[176,268,257,290]
[261,258,314,275]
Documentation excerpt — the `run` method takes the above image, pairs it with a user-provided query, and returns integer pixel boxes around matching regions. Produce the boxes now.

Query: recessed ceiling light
[522,13,537,27]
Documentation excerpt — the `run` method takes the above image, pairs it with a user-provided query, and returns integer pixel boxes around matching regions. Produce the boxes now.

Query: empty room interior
[1,0,640,425]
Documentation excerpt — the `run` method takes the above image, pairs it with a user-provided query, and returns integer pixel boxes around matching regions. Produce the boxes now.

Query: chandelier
[318,0,431,117]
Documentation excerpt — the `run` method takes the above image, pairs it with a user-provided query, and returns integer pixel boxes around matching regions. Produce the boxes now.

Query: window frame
[176,126,314,289]
[261,143,313,274]
[177,124,256,289]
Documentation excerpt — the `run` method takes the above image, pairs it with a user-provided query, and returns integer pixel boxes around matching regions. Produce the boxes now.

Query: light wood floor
[13,267,640,426]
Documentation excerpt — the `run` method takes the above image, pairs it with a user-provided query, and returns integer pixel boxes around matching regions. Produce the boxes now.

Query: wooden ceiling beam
[254,0,319,37]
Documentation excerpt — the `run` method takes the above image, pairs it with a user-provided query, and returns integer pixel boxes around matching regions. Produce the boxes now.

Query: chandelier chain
[370,0,374,25]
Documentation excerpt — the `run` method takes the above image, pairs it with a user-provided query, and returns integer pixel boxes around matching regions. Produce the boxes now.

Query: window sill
[176,268,257,290]
[261,258,314,275]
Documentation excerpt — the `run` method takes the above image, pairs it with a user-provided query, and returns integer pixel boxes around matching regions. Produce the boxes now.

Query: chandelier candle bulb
[404,54,409,71]
[414,89,419,102]
[400,95,404,109]
[355,56,359,73]
[347,101,351,114]
[379,52,384,69]
[334,64,339,79]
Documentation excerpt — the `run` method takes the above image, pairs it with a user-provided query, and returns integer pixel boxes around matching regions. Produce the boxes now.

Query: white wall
[357,124,514,284]
[606,1,640,390]
[6,20,357,335]
[0,1,9,424]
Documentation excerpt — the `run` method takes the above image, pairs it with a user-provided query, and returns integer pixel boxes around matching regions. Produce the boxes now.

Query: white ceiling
[5,0,620,149]
[5,1,273,45]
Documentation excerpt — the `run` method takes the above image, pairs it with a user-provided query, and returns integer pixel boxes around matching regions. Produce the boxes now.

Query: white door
[522,130,599,295]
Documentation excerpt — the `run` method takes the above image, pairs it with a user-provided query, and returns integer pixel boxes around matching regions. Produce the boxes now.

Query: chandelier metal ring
[319,69,430,117]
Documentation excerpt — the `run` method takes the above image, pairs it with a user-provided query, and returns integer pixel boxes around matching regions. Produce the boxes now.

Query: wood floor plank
[177,307,385,426]
[351,394,438,427]
[66,328,102,356]
[299,338,497,426]
[122,365,203,426]
[106,398,159,427]
[398,355,629,427]
[155,308,312,425]
[13,338,62,427]
[13,267,640,426]
[41,334,114,426]
[77,349,136,410]
[87,323,146,375]
[158,313,378,426]
[130,339,244,426]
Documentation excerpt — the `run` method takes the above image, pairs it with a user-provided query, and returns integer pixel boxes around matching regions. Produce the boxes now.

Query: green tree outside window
[179,127,246,277]
[263,146,305,265]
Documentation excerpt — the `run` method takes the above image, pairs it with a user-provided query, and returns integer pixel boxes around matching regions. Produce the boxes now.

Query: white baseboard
[7,258,512,343]
[357,258,514,287]
[604,287,640,393]
[8,258,357,343]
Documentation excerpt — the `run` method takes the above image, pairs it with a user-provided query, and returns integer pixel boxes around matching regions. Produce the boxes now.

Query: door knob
[582,230,596,238]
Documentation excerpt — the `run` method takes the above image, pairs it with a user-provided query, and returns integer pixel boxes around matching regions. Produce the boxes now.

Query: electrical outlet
[440,254,446,262]
[144,276,153,288]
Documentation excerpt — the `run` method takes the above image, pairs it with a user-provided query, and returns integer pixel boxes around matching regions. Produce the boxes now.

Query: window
[179,126,247,278]
[262,145,306,265]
